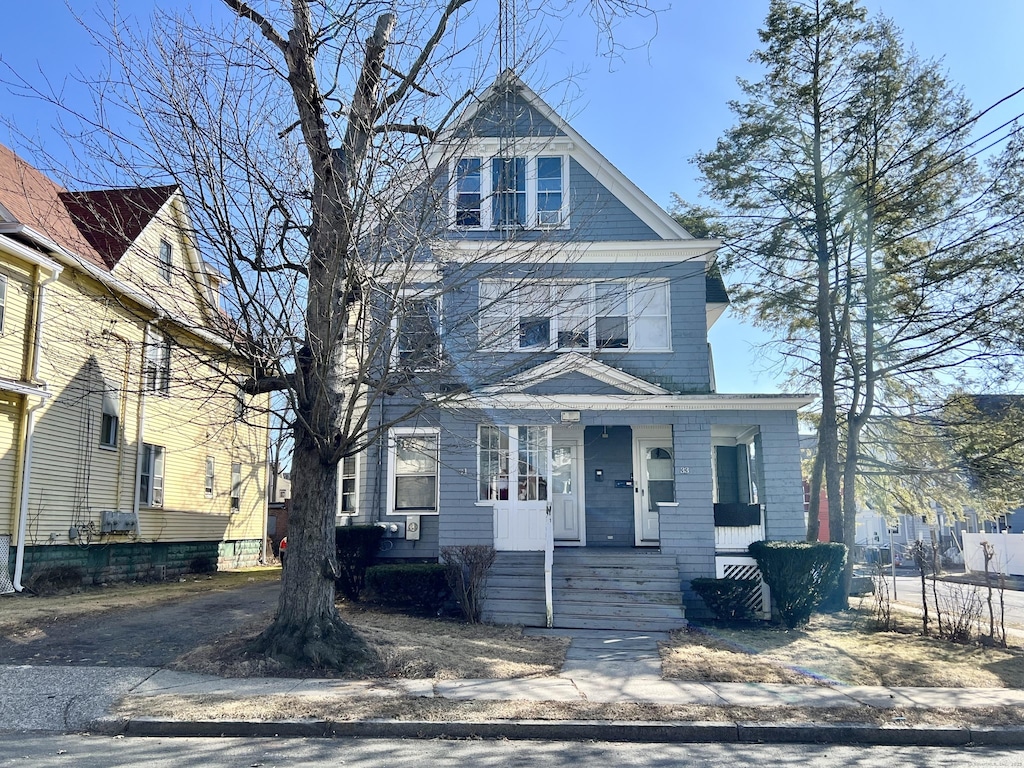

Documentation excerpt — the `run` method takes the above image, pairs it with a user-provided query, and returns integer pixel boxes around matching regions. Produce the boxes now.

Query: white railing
[544,506,554,628]
[715,522,766,552]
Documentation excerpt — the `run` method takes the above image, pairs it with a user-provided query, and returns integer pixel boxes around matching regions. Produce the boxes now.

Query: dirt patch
[0,569,281,637]
[663,611,1024,688]
[0,575,280,667]
[170,604,569,680]
[116,694,1024,730]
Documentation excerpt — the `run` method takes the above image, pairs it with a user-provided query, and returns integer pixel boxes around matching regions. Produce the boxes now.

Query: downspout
[132,325,156,536]
[12,262,62,592]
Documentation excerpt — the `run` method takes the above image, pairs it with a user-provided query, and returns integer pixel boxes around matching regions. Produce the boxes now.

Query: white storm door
[634,439,674,546]
[552,440,582,543]
[492,426,552,551]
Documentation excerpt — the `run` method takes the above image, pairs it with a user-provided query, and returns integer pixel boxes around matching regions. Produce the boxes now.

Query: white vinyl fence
[962,532,1024,576]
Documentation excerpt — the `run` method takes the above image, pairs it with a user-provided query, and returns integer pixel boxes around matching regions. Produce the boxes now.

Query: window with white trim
[389,429,439,514]
[340,454,357,515]
[204,456,215,498]
[140,443,165,507]
[478,425,548,502]
[158,239,173,282]
[478,279,671,352]
[144,332,171,394]
[99,384,119,449]
[0,274,7,333]
[393,293,441,370]
[230,462,242,511]
[451,155,568,230]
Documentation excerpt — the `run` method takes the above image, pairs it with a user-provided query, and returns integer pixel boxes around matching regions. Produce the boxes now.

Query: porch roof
[436,391,815,411]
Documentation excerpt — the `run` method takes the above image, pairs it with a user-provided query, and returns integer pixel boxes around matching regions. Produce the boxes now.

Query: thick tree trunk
[250,434,374,671]
[806,446,824,541]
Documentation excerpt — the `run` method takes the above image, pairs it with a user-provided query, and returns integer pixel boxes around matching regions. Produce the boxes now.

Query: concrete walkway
[4,629,1024,745]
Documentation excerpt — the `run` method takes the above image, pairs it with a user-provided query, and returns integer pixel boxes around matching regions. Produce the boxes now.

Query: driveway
[0,579,279,667]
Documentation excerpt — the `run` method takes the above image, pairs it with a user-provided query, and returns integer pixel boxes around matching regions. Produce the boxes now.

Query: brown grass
[115,693,1024,729]
[663,612,1024,688]
[170,604,569,680]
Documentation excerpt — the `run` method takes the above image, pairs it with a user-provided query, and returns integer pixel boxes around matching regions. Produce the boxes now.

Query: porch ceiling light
[560,410,581,423]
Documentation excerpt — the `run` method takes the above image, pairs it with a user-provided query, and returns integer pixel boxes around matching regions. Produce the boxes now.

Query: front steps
[482,549,686,632]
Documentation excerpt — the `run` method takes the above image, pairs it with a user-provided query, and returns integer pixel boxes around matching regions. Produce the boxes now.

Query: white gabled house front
[343,72,811,630]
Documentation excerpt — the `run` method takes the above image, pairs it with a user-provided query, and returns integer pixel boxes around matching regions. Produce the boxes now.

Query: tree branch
[373,121,435,139]
[221,0,288,53]
[380,0,472,112]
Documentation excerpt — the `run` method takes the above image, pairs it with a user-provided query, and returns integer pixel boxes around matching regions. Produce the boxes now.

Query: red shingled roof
[0,143,176,271]
[61,186,177,268]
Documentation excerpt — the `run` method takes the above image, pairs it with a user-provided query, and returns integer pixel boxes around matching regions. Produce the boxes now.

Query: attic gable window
[158,239,173,282]
[455,158,482,226]
[450,154,568,230]
[492,157,526,228]
[479,279,671,353]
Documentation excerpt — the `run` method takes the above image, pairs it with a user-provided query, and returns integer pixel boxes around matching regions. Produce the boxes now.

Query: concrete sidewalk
[4,629,1024,746]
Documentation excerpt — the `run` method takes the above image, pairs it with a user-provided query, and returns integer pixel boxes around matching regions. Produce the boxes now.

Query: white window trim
[158,238,173,282]
[144,328,172,394]
[449,153,570,231]
[391,290,443,372]
[0,274,8,334]
[204,456,215,498]
[338,452,359,517]
[476,424,550,503]
[387,427,440,516]
[140,443,165,508]
[478,278,672,353]
[230,462,242,511]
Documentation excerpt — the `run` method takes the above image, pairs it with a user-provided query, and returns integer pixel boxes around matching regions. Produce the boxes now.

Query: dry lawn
[116,694,1024,729]
[663,612,1024,688]
[171,604,569,680]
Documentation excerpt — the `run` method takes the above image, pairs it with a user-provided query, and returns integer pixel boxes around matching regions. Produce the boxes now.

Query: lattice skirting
[715,555,770,619]
[0,535,13,594]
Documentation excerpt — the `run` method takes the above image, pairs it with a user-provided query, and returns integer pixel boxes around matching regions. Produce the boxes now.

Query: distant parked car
[279,536,287,566]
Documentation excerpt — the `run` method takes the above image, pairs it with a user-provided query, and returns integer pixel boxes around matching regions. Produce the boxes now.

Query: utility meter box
[100,510,137,534]
[405,515,421,541]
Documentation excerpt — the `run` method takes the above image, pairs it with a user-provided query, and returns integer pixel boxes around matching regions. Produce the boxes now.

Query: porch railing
[714,503,765,552]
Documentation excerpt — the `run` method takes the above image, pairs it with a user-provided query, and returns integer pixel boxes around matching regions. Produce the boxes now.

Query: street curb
[88,717,1024,746]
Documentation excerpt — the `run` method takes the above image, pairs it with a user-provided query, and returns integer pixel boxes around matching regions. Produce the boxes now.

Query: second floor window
[492,157,526,228]
[100,386,119,448]
[479,279,671,353]
[144,333,171,394]
[394,295,440,370]
[204,456,215,498]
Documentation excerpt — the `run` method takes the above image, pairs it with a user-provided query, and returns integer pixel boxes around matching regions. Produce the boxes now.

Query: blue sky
[2,1,1022,393]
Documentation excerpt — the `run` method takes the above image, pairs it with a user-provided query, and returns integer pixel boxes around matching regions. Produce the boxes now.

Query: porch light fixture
[560,410,581,423]
[601,426,609,439]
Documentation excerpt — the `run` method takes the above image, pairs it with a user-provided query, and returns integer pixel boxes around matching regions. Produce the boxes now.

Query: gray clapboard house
[344,73,810,630]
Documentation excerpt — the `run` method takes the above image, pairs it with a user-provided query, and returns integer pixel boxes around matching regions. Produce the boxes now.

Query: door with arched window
[634,439,674,545]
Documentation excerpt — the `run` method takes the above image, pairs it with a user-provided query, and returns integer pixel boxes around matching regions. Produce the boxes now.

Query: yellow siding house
[0,144,268,592]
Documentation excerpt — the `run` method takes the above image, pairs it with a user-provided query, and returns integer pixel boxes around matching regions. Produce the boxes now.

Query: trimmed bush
[335,525,385,601]
[748,540,847,629]
[365,563,450,614]
[691,577,759,621]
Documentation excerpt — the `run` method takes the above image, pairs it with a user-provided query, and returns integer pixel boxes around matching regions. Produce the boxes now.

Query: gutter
[0,223,232,353]
[9,249,62,592]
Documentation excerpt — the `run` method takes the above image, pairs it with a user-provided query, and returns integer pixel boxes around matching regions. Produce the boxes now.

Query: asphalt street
[1,736,1023,767]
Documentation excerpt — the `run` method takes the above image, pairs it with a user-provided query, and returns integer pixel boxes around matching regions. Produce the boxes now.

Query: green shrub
[335,525,385,601]
[365,563,450,614]
[748,540,847,629]
[691,577,760,621]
